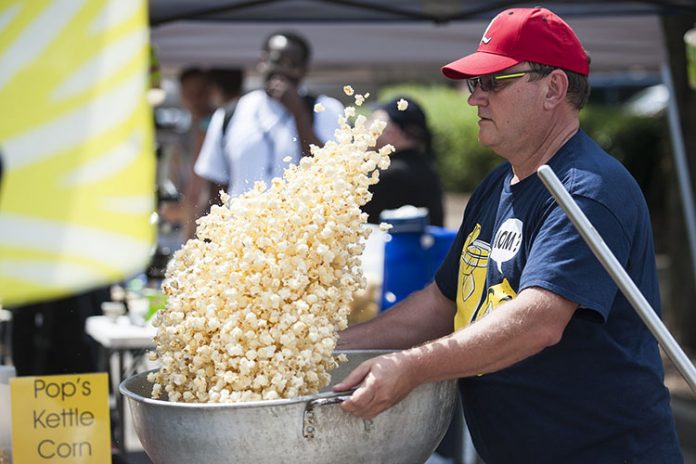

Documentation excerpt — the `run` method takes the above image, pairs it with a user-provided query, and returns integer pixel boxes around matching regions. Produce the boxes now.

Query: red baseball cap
[442,7,589,79]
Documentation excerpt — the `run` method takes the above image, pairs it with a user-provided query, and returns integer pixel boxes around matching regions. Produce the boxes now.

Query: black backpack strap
[302,94,317,124]
[219,102,237,181]
[221,102,237,138]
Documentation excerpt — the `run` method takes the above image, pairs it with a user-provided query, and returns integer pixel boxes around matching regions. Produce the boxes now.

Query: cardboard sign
[10,373,111,463]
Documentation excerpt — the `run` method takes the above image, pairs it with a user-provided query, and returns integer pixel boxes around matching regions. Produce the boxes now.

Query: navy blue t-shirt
[435,130,681,463]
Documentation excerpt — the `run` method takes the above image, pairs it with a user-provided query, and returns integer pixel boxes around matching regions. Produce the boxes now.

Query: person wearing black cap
[335,7,681,463]
[362,97,444,226]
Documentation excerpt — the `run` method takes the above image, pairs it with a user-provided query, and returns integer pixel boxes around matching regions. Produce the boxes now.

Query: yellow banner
[0,0,156,306]
[10,373,111,463]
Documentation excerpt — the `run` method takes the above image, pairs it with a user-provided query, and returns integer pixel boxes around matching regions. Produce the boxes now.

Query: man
[335,7,682,463]
[194,31,343,201]
[160,68,214,230]
[182,68,244,238]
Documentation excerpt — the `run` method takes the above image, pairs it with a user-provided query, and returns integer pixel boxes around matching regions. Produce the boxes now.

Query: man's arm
[265,75,321,156]
[335,286,577,419]
[182,180,225,240]
[337,282,456,350]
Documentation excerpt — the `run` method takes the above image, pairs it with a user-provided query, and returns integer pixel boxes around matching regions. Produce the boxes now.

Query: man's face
[370,110,399,149]
[180,75,211,118]
[466,65,547,157]
[210,86,225,108]
[259,35,307,83]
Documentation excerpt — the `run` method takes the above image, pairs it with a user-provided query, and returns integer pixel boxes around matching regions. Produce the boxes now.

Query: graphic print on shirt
[474,278,517,322]
[455,219,523,330]
[455,224,491,330]
[490,218,523,273]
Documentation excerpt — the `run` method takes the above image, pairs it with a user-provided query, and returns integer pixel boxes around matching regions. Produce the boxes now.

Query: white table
[85,316,156,457]
[86,315,156,350]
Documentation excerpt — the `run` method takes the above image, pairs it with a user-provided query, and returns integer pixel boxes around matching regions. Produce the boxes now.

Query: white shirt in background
[194,89,343,197]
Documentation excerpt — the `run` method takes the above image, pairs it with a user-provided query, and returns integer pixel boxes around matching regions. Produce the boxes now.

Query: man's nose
[467,88,487,107]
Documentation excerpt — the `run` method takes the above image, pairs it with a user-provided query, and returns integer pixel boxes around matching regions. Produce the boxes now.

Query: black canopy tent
[149,0,695,25]
[147,0,696,255]
[148,0,695,80]
[148,0,696,354]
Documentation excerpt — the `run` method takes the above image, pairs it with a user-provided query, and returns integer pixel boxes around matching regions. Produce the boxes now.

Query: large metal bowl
[120,349,457,464]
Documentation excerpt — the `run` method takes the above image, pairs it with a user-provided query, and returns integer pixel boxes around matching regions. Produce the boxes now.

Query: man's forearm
[403,287,576,383]
[338,282,455,350]
[293,110,321,157]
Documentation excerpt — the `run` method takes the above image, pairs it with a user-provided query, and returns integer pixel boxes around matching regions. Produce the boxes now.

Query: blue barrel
[380,208,457,310]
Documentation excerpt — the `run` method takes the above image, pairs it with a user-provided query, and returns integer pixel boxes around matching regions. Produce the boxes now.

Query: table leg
[116,349,126,457]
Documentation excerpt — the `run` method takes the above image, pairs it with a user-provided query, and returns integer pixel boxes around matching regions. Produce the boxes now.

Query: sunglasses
[466,70,539,94]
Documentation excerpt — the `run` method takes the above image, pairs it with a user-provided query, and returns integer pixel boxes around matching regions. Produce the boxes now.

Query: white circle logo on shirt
[491,218,523,273]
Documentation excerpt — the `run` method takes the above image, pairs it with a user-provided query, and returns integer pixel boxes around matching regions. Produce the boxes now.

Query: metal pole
[537,165,696,393]
[661,62,696,287]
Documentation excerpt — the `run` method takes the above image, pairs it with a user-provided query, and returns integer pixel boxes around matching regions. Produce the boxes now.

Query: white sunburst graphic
[0,0,155,306]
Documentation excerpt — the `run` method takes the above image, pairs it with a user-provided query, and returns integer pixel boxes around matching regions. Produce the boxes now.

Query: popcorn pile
[148,90,396,403]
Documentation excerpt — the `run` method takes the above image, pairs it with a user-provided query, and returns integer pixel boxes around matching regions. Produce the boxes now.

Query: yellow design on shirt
[472,278,517,322]
[454,224,491,330]
[454,224,517,330]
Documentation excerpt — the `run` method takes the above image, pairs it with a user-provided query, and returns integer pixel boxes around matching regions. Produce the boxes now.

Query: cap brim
[441,51,521,79]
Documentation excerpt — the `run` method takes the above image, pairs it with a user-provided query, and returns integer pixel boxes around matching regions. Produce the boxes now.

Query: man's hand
[265,74,319,156]
[265,74,305,116]
[332,352,420,420]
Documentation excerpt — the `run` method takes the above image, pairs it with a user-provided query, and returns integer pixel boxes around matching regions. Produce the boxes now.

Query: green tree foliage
[378,84,669,197]
[378,84,500,192]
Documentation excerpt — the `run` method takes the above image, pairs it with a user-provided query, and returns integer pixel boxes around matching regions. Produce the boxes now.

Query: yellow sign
[0,0,156,307]
[10,373,111,463]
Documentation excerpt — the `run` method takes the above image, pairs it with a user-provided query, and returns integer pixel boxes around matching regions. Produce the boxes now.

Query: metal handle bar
[303,388,374,439]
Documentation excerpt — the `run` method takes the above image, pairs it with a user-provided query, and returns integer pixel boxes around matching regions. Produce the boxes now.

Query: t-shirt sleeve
[313,95,343,143]
[520,195,631,322]
[194,109,229,185]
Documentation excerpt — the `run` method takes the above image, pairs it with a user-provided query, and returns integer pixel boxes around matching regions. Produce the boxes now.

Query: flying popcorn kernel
[282,156,292,163]
[397,98,409,111]
[343,85,354,96]
[313,102,325,113]
[355,94,366,106]
[150,89,391,403]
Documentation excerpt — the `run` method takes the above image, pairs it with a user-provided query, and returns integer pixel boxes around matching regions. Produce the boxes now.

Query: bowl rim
[119,349,395,409]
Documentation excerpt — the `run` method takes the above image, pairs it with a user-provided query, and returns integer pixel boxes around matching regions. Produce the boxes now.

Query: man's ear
[543,69,569,109]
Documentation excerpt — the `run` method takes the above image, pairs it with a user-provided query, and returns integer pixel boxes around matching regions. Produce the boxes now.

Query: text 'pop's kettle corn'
[148,92,400,403]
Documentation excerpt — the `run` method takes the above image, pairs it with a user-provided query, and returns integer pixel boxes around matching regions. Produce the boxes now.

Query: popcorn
[313,102,325,113]
[354,94,366,106]
[397,98,409,111]
[150,89,391,403]
[343,85,354,96]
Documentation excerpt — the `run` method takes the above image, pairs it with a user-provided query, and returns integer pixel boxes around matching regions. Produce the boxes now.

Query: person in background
[160,67,214,233]
[334,7,682,463]
[183,67,245,238]
[363,96,444,226]
[194,31,343,200]
[178,67,215,157]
